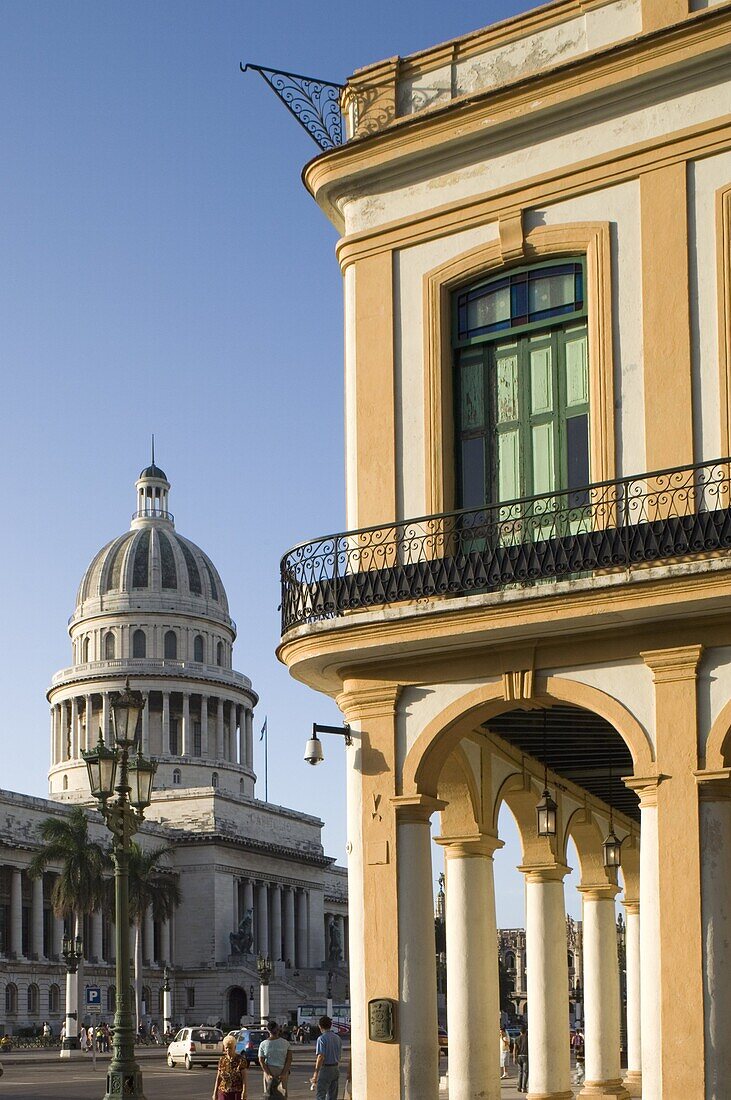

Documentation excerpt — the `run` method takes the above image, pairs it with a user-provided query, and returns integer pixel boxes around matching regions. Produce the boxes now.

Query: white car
[166,1026,223,1070]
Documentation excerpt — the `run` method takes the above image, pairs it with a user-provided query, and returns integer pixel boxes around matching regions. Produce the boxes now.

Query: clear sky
[0,0,589,926]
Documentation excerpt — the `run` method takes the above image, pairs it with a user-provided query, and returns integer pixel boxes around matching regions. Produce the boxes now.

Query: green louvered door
[455,322,590,526]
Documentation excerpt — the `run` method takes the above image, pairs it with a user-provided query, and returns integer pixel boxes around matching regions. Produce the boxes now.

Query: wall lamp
[304,722,352,765]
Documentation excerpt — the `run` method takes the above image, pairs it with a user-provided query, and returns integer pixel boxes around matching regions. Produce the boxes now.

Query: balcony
[51,658,252,692]
[280,458,731,634]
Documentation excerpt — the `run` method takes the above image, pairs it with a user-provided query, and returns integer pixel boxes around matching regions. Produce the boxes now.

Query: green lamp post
[82,680,156,1100]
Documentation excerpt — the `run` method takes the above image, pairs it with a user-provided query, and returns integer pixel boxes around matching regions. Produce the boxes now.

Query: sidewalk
[0,1046,168,1066]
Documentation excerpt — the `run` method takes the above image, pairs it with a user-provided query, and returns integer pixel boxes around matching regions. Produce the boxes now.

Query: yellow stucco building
[275,1,731,1097]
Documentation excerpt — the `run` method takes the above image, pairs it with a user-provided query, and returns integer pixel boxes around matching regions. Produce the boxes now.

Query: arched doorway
[227,987,247,1027]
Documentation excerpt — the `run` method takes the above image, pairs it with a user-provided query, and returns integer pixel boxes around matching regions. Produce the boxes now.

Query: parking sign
[86,986,101,1013]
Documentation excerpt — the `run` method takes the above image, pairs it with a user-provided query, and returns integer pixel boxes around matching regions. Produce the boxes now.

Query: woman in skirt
[212,1034,247,1100]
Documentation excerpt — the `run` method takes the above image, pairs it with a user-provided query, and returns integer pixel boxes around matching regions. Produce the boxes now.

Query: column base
[527,1092,574,1100]
[59,1044,83,1060]
[578,1081,630,1100]
[622,1070,642,1097]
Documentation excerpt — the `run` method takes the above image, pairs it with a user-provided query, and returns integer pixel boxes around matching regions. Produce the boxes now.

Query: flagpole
[265,721,268,802]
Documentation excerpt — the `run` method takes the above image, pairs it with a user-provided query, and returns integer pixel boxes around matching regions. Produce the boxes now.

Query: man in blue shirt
[310,1015,342,1100]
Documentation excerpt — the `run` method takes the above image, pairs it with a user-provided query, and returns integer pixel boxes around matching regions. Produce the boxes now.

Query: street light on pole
[257,954,272,1024]
[82,681,157,1100]
[326,970,334,1019]
[162,967,173,1037]
[60,934,83,1059]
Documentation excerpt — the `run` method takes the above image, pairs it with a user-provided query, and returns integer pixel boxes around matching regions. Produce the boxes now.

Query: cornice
[641,644,704,681]
[305,5,731,227]
[168,830,335,868]
[335,683,401,721]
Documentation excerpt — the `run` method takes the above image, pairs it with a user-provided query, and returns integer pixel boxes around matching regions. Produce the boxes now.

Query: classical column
[85,694,93,751]
[181,693,191,756]
[624,902,642,1097]
[160,919,171,966]
[50,708,56,766]
[32,874,45,960]
[283,887,296,965]
[54,914,64,959]
[144,906,155,964]
[200,695,209,757]
[295,888,309,967]
[10,868,24,958]
[162,692,170,754]
[578,884,628,1100]
[270,884,282,962]
[229,704,237,763]
[101,692,110,744]
[698,777,731,1100]
[57,701,67,759]
[91,910,103,962]
[395,801,440,1100]
[523,864,572,1099]
[437,833,502,1100]
[68,697,78,758]
[141,693,150,755]
[216,698,225,760]
[257,882,269,956]
[245,709,254,769]
[238,707,246,766]
[243,878,254,928]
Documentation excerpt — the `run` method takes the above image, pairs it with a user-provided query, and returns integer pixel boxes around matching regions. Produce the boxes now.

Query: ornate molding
[641,644,703,682]
[336,683,401,722]
[498,210,525,263]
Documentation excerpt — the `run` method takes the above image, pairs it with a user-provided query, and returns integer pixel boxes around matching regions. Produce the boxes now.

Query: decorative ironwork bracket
[241,62,345,152]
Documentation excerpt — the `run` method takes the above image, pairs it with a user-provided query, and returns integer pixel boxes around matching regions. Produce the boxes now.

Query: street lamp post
[82,681,157,1100]
[257,954,272,1023]
[326,970,334,1019]
[162,967,173,1036]
[60,934,83,1058]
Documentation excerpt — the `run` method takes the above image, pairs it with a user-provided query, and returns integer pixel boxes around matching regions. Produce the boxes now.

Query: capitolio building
[272,1,731,1099]
[0,462,348,1031]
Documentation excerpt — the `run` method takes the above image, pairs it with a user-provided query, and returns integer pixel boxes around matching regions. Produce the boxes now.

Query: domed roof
[76,527,228,612]
[139,463,168,481]
[74,463,229,616]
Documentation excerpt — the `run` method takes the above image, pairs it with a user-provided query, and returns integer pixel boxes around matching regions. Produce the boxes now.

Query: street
[0,1054,578,1099]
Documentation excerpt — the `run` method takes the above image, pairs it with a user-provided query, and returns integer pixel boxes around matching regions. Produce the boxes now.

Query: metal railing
[132,508,174,522]
[51,658,250,689]
[280,457,731,633]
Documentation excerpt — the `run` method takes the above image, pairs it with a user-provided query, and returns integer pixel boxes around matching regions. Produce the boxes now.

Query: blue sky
[0,0,589,926]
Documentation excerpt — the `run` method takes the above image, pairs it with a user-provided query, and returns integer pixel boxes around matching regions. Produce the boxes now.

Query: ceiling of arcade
[485,704,639,823]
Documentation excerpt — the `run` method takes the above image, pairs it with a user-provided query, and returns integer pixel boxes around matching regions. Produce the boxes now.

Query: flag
[260,717,267,741]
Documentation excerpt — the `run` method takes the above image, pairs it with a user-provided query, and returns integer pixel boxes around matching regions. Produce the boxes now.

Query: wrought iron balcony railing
[280,458,731,633]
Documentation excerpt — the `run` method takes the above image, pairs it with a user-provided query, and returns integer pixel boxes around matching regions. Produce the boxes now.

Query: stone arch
[704,698,731,770]
[436,744,483,836]
[402,675,653,800]
[563,808,612,888]
[492,770,558,867]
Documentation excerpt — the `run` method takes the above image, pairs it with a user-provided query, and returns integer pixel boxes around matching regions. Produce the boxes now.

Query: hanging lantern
[110,679,146,748]
[536,787,558,837]
[603,826,622,869]
[128,751,157,812]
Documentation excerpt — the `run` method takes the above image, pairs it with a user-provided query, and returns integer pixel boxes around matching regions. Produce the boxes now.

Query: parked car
[333,1023,351,1038]
[234,1027,269,1065]
[166,1026,223,1069]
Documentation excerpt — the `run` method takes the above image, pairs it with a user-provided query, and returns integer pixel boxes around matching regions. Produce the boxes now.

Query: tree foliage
[28,807,109,919]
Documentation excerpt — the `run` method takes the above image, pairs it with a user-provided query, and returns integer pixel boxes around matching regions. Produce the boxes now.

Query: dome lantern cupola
[133,438,172,527]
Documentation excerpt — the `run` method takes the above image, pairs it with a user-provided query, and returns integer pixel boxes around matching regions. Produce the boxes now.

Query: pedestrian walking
[499,1028,511,1079]
[574,1028,585,1085]
[212,1033,247,1100]
[310,1015,342,1100]
[258,1020,292,1097]
[79,1025,88,1052]
[514,1025,529,1092]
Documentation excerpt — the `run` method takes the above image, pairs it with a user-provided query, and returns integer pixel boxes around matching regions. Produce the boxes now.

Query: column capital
[695,767,731,800]
[624,900,640,915]
[624,773,666,807]
[518,862,570,883]
[576,882,621,901]
[435,832,503,859]
[392,794,446,822]
[641,644,703,681]
[336,682,401,722]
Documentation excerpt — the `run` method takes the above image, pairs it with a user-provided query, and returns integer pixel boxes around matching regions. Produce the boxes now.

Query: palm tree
[125,843,181,1030]
[28,806,109,938]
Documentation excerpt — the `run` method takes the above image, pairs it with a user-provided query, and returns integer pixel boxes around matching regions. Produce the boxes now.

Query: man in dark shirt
[514,1026,529,1093]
